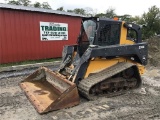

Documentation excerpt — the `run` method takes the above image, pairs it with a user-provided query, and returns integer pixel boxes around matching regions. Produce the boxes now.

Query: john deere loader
[20,17,148,114]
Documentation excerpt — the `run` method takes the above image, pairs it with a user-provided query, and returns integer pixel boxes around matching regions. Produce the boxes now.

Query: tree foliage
[19,0,30,6]
[41,2,51,9]
[95,13,106,17]
[140,6,160,39]
[8,0,51,9]
[8,0,21,5]
[95,8,116,18]
[67,8,87,15]
[34,2,41,8]
[57,7,65,11]
[73,8,86,15]
[116,14,131,21]
[8,0,30,6]
[105,8,116,18]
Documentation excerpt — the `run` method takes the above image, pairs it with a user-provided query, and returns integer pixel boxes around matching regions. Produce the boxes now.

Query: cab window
[127,29,137,42]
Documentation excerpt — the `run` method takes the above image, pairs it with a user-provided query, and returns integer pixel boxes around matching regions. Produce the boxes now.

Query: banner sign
[40,22,68,41]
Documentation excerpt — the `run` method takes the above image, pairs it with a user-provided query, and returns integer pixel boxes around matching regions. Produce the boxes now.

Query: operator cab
[77,17,142,56]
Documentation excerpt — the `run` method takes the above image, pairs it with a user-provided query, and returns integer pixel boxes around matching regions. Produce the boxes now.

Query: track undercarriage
[78,62,142,100]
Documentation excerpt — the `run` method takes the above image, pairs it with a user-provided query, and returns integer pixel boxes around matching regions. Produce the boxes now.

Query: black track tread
[78,62,141,100]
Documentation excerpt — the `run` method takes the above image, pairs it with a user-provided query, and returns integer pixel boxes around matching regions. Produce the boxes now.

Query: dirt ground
[0,37,160,120]
[147,36,160,67]
[0,65,160,120]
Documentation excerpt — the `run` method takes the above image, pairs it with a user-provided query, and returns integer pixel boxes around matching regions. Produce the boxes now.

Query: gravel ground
[0,66,160,120]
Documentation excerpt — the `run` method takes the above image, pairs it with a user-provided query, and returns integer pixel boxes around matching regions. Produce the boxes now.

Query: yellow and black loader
[20,17,148,114]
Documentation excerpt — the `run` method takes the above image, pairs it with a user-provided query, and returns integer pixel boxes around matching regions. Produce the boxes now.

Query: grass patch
[0,58,61,67]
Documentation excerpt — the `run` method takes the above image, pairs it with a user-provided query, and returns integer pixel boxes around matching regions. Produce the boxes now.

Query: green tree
[34,2,41,8]
[57,7,65,11]
[8,0,21,5]
[8,0,52,9]
[95,8,116,18]
[67,10,74,13]
[140,5,160,39]
[128,16,142,23]
[41,2,51,9]
[73,8,86,15]
[95,13,106,17]
[19,0,30,6]
[67,8,86,15]
[8,0,31,6]
[105,8,116,18]
[116,14,131,21]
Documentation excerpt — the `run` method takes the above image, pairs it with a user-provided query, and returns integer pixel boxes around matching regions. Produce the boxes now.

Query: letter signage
[40,22,68,41]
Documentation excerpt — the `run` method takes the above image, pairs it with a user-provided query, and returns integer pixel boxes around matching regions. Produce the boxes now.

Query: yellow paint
[84,57,145,78]
[84,57,127,78]
[136,64,145,75]
[120,22,135,45]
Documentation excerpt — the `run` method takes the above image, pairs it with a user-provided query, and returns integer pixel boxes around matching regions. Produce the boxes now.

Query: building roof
[0,3,85,17]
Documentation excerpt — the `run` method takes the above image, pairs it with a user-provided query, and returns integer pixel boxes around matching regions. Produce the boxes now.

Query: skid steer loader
[20,17,148,114]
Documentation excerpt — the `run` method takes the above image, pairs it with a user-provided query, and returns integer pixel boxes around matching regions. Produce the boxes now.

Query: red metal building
[0,3,83,64]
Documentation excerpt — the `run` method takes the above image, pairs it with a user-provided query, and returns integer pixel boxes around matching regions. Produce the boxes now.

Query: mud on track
[0,66,160,120]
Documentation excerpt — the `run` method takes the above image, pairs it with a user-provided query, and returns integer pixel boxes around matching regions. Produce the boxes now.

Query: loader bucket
[19,67,80,114]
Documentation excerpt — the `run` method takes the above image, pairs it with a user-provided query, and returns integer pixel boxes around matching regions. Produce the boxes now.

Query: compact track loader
[20,17,148,114]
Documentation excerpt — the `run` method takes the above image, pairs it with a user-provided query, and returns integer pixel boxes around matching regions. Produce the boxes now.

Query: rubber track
[78,62,140,100]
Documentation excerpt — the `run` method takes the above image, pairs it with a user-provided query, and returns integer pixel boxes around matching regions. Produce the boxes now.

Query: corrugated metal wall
[0,9,82,64]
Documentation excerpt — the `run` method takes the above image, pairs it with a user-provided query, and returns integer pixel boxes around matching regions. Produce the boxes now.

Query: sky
[1,0,160,16]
